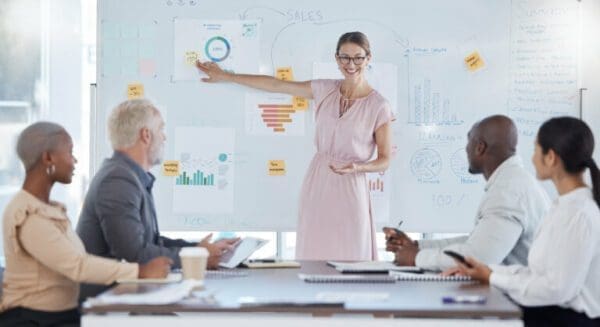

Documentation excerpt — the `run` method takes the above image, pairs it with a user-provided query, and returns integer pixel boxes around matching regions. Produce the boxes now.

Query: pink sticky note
[139,59,156,77]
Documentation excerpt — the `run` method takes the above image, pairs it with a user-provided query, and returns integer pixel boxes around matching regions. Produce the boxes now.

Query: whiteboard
[95,0,580,232]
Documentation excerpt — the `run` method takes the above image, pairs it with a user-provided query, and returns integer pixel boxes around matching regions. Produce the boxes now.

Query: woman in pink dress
[197,32,393,260]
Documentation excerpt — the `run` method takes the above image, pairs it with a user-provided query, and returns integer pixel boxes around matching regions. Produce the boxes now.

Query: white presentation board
[95,0,580,232]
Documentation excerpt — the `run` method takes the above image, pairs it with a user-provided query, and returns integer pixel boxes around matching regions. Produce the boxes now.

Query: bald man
[386,115,550,271]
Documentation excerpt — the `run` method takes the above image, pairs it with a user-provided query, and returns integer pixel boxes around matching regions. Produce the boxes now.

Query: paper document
[87,280,203,306]
[316,292,389,303]
[117,272,182,284]
[238,296,343,307]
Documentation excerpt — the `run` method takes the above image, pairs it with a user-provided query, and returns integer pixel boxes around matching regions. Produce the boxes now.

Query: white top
[415,156,550,270]
[490,187,600,318]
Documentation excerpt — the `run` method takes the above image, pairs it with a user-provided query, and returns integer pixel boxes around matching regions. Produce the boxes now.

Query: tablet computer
[219,237,268,269]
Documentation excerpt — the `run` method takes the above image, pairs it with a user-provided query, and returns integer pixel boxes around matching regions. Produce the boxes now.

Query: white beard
[149,139,164,166]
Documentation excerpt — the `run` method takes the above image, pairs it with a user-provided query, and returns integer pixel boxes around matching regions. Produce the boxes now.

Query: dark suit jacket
[76,151,194,299]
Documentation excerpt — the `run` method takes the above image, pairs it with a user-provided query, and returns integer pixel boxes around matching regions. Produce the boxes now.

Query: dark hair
[336,32,371,56]
[537,116,600,207]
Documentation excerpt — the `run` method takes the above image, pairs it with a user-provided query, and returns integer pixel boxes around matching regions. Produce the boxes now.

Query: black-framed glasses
[336,55,367,65]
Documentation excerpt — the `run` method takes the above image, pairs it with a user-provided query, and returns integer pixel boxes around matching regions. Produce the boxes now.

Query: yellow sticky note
[127,83,144,99]
[185,51,199,66]
[464,51,485,72]
[268,160,286,176]
[292,96,308,111]
[276,67,294,81]
[162,160,180,177]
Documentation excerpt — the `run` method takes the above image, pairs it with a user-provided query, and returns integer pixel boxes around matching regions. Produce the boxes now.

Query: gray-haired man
[77,99,237,299]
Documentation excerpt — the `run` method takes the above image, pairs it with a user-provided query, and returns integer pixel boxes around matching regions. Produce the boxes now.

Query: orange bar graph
[259,104,293,109]
[262,109,295,113]
[258,103,297,133]
[263,118,292,123]
[261,114,290,118]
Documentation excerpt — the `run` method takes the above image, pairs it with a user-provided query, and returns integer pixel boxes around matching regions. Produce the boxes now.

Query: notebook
[243,260,301,269]
[389,270,472,281]
[298,273,396,283]
[327,261,423,274]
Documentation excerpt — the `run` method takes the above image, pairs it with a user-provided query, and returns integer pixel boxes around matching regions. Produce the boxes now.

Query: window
[0,0,95,264]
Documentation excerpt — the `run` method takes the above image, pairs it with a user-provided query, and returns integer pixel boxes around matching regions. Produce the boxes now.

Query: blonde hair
[108,99,160,149]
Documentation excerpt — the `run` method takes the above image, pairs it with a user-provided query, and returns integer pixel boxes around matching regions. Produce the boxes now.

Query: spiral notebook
[327,261,423,274]
[298,273,396,283]
[389,270,472,281]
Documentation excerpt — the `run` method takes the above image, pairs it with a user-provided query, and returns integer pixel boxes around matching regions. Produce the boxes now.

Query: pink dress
[295,79,393,261]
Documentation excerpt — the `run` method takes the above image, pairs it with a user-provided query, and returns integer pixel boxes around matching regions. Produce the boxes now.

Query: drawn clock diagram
[410,148,442,181]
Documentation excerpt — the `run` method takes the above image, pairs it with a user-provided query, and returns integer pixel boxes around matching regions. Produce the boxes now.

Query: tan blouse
[1,190,138,312]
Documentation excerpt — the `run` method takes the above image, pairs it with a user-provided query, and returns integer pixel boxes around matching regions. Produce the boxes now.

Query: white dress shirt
[490,187,600,318]
[415,156,550,270]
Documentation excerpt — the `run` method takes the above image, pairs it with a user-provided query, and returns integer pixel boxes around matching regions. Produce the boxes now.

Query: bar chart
[175,170,215,186]
[246,93,305,136]
[173,127,235,214]
[409,78,461,126]
[367,172,390,223]
[258,103,294,133]
[368,178,384,192]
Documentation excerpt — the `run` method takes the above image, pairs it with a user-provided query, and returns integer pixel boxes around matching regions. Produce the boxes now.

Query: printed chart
[245,92,305,136]
[173,19,260,80]
[172,127,235,214]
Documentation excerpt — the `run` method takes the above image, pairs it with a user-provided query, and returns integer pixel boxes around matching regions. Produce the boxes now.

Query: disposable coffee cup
[179,247,209,280]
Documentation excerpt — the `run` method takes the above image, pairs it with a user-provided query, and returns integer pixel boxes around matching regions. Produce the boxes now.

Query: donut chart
[204,36,231,62]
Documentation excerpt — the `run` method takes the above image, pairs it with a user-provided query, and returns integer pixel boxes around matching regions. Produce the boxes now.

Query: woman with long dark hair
[449,117,600,326]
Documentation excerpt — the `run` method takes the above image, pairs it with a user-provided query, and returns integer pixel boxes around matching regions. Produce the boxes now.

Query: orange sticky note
[276,67,294,81]
[268,160,286,176]
[464,51,485,72]
[127,83,144,99]
[162,160,180,176]
[292,96,308,111]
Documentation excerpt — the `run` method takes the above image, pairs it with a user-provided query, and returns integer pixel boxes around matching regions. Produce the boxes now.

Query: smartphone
[443,250,473,268]
[442,295,486,304]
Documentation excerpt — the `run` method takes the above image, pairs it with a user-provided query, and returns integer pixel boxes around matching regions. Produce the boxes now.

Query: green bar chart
[175,170,215,186]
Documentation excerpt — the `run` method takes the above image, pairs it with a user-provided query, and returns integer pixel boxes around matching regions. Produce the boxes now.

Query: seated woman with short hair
[0,122,172,326]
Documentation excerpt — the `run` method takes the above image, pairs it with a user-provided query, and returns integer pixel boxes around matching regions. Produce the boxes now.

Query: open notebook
[298,273,396,283]
[327,261,423,274]
[389,270,472,281]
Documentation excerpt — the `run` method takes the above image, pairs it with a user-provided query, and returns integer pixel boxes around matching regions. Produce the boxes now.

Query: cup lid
[179,247,209,256]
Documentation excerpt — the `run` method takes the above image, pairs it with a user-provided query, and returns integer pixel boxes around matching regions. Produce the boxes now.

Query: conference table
[82,261,522,326]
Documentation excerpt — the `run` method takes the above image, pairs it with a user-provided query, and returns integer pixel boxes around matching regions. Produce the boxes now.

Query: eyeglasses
[336,55,367,65]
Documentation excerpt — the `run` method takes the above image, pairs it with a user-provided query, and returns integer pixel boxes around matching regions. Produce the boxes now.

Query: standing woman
[197,32,393,260]
[450,117,600,326]
[0,122,171,326]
